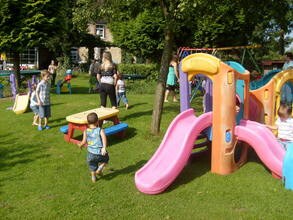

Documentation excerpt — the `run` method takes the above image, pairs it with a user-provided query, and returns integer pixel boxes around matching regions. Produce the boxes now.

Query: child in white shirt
[116,73,129,109]
[268,103,293,150]
[275,103,293,142]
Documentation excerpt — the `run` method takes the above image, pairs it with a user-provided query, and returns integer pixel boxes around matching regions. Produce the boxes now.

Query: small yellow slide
[13,93,30,114]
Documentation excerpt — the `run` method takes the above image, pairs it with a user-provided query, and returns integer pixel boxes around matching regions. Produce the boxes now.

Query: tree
[0,0,74,88]
[109,9,164,62]
[75,0,292,134]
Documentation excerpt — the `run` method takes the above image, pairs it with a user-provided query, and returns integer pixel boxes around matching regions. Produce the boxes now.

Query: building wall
[78,23,122,64]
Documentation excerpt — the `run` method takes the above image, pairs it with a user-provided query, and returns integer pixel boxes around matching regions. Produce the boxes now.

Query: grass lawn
[1,75,293,219]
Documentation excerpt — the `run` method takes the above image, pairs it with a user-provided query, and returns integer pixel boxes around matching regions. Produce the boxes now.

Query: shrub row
[118,63,159,81]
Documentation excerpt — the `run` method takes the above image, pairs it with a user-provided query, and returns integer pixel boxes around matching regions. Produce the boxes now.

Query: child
[268,103,293,150]
[164,54,179,103]
[275,103,293,142]
[30,84,39,126]
[116,73,129,109]
[36,70,51,131]
[78,112,109,183]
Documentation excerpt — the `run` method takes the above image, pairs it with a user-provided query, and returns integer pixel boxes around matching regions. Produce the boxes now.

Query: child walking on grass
[116,73,129,109]
[78,112,109,182]
[36,70,51,131]
[30,84,39,126]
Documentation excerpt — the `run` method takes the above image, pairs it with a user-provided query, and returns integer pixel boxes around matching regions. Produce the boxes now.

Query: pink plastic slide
[135,109,212,194]
[235,120,285,177]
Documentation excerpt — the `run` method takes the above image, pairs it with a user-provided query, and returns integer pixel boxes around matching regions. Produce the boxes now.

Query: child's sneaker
[38,125,43,131]
[44,126,51,130]
[91,175,97,183]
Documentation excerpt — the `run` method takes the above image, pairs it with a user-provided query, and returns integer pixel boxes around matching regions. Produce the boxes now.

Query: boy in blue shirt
[78,112,109,182]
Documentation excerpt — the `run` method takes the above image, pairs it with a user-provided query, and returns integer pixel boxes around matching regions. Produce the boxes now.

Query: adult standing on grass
[97,51,117,108]
[88,59,100,93]
[164,54,179,103]
[48,60,57,87]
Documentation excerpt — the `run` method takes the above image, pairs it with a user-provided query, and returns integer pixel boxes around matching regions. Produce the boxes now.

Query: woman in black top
[97,51,118,108]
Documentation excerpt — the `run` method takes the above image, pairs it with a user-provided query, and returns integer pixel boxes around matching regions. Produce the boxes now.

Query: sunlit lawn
[1,75,293,219]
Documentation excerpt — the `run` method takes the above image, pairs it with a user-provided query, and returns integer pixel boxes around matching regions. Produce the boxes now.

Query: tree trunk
[150,28,174,135]
[279,29,285,55]
[88,46,94,61]
[13,52,21,89]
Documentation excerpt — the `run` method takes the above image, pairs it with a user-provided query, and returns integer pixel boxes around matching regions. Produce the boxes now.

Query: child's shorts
[39,105,51,119]
[30,105,39,115]
[87,152,109,171]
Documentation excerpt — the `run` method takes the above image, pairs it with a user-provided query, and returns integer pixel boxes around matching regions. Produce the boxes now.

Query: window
[70,48,79,63]
[5,48,39,69]
[20,48,38,65]
[96,24,105,39]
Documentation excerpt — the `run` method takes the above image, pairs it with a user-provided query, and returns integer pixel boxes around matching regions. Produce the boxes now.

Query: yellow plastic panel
[274,70,293,92]
[182,53,220,77]
[227,71,233,84]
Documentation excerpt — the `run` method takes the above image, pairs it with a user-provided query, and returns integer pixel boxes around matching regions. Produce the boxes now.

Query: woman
[48,60,57,87]
[164,55,179,102]
[97,51,117,108]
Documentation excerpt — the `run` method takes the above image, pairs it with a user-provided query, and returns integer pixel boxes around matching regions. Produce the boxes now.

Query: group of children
[28,66,292,184]
[30,70,51,131]
[30,69,108,182]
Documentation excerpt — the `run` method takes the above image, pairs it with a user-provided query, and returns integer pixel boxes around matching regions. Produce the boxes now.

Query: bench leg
[64,123,74,142]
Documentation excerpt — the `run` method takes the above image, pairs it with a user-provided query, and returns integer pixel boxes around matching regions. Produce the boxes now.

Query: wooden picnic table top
[66,108,119,124]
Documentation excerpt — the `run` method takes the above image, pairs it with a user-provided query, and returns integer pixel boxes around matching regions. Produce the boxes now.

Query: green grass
[1,75,293,219]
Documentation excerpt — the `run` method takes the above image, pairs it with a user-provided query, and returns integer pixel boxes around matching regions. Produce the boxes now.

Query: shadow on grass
[163,105,181,113]
[50,102,65,106]
[0,133,50,173]
[106,127,137,146]
[117,102,148,110]
[165,152,211,193]
[103,160,147,181]
[0,133,15,145]
[71,86,90,94]
[120,109,153,121]
[50,122,68,129]
[48,116,68,129]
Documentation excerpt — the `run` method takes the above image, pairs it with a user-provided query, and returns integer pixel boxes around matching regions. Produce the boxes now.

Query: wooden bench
[60,122,128,137]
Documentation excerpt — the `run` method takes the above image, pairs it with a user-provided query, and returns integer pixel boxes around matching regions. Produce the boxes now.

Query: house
[1,22,122,70]
[77,22,122,64]
[261,60,284,75]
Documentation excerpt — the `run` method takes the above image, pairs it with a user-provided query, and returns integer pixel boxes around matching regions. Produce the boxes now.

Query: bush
[118,63,159,81]
[78,62,90,73]
[126,80,157,94]
[0,76,11,97]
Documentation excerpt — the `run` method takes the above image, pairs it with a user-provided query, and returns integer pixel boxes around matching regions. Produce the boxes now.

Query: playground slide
[13,93,30,114]
[135,109,212,194]
[250,69,280,90]
[235,120,285,177]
